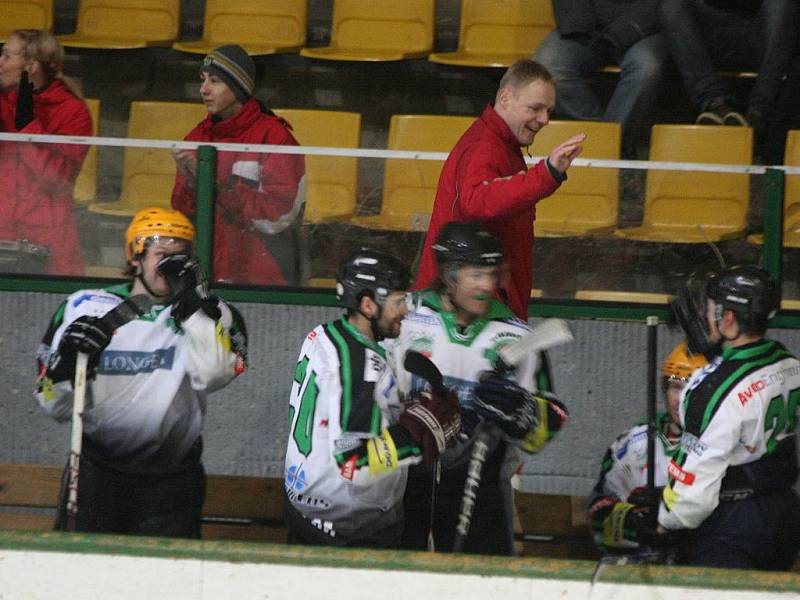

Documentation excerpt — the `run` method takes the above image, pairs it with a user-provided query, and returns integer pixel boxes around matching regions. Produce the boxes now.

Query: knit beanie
[201,45,255,103]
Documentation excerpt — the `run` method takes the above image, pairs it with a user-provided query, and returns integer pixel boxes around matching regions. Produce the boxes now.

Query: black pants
[401,443,515,555]
[55,453,206,539]
[688,490,800,570]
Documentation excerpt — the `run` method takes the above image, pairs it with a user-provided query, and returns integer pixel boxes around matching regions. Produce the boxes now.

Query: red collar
[198,97,263,137]
[480,103,521,151]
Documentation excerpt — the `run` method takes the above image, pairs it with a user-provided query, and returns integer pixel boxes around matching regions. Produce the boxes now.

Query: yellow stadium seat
[73,98,100,206]
[273,109,361,224]
[529,120,620,237]
[300,0,434,62]
[0,0,53,41]
[173,0,306,56]
[350,114,474,231]
[614,124,753,243]
[58,0,180,49]
[574,290,671,303]
[748,129,800,247]
[88,101,207,217]
[429,0,554,68]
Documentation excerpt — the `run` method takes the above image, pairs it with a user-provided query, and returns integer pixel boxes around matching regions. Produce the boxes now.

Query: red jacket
[414,104,562,319]
[0,80,91,275]
[172,98,305,285]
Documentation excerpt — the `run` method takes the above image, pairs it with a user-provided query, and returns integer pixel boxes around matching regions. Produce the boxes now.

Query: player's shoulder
[610,423,649,459]
[63,287,126,315]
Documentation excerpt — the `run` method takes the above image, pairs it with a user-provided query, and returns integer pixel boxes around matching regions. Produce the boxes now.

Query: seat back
[73,98,100,204]
[329,0,434,53]
[201,0,306,48]
[643,125,752,237]
[529,120,620,236]
[120,101,208,209]
[380,114,474,230]
[458,0,554,56]
[73,0,179,41]
[0,0,53,39]
[273,109,361,223]
[783,130,800,233]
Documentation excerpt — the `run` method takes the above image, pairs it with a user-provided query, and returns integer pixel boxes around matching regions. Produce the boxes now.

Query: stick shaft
[646,316,658,490]
[66,351,89,531]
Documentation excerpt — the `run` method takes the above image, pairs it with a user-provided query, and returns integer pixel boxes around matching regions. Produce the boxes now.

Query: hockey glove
[46,316,115,383]
[522,392,568,452]
[627,486,663,512]
[157,254,220,325]
[398,390,462,466]
[15,71,34,130]
[601,500,659,549]
[472,376,538,440]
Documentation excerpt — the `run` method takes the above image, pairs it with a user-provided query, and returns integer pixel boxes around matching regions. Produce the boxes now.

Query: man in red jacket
[414,60,585,319]
[171,45,306,286]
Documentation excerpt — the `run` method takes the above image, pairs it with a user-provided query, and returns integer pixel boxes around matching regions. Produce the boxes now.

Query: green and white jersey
[35,284,247,473]
[284,317,422,541]
[386,290,542,469]
[658,339,800,530]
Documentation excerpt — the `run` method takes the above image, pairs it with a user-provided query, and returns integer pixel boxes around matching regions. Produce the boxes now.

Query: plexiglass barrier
[1,131,798,309]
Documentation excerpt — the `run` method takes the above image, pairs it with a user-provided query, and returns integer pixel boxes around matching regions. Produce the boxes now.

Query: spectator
[171,44,306,286]
[661,265,800,569]
[414,60,584,320]
[658,0,800,151]
[0,29,92,275]
[534,0,667,154]
[284,248,461,547]
[35,207,248,538]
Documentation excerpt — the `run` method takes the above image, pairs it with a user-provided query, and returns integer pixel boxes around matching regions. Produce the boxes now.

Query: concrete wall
[5,291,800,496]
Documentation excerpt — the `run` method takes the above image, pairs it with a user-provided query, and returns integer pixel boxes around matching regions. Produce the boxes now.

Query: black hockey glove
[538,391,569,436]
[46,316,115,383]
[399,390,462,466]
[472,376,538,440]
[157,253,220,325]
[627,486,663,512]
[15,71,35,130]
[599,499,659,548]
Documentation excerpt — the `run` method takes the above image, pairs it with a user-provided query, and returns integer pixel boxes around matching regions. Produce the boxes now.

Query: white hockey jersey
[658,339,800,530]
[284,317,422,541]
[35,284,246,473]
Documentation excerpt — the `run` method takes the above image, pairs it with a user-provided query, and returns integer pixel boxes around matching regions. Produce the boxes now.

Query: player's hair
[10,29,83,98]
[497,59,554,94]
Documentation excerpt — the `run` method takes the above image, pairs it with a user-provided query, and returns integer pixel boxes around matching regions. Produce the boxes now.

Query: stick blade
[100,294,154,331]
[403,350,445,394]
[499,318,574,367]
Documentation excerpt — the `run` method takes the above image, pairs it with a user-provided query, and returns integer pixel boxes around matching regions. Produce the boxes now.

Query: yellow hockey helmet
[661,342,708,386]
[125,207,195,261]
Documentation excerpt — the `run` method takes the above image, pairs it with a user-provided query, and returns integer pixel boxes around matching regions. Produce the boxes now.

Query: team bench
[0,463,597,559]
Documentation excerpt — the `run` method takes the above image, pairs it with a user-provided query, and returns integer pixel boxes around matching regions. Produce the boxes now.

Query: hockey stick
[645,316,658,490]
[65,294,154,531]
[403,350,447,552]
[453,318,575,553]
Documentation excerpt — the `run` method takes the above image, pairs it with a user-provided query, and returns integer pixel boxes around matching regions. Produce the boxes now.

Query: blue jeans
[658,0,800,116]
[533,31,667,146]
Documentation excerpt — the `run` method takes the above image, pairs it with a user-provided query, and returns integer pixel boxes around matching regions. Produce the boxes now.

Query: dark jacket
[551,0,661,53]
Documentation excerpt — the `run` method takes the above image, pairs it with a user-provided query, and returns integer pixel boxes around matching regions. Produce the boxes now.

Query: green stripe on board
[0,531,797,592]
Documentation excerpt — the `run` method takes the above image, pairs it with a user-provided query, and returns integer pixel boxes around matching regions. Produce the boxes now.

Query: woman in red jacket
[171,45,306,286]
[0,29,91,276]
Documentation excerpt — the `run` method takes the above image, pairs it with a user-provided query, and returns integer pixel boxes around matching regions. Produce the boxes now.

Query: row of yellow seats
[76,101,800,249]
[1,0,554,66]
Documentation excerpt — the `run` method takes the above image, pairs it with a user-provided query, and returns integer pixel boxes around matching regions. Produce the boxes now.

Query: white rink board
[1,549,796,600]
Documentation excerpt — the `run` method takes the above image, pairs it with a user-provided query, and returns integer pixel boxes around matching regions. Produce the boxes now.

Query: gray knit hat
[201,45,255,103]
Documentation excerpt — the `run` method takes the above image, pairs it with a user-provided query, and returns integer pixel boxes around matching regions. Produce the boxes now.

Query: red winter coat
[414,104,562,319]
[171,98,305,285]
[0,79,91,275]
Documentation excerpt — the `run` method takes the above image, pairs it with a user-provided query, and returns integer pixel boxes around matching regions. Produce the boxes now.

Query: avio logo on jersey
[737,379,766,406]
[667,460,696,485]
[97,347,176,375]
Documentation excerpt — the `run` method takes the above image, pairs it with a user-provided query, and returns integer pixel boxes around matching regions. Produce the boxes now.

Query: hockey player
[660,265,800,569]
[283,248,461,548]
[35,207,247,538]
[589,343,707,551]
[389,222,568,555]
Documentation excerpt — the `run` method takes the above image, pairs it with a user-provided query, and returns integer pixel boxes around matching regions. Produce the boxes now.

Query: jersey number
[764,387,799,453]
[291,356,318,457]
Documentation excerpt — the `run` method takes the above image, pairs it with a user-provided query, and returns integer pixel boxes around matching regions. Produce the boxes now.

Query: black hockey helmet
[705,265,779,333]
[433,221,503,269]
[336,248,411,310]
